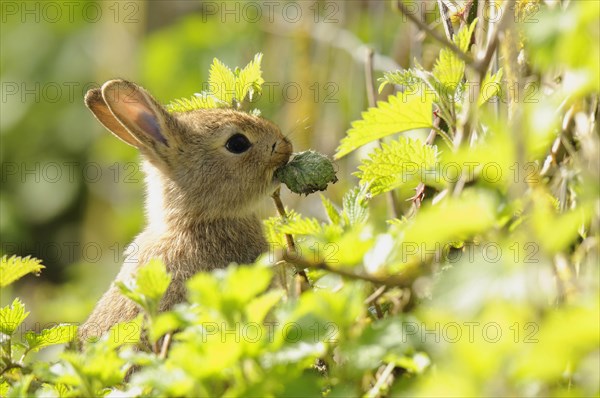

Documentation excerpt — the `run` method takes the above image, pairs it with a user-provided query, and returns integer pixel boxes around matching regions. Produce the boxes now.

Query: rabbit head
[85,80,292,223]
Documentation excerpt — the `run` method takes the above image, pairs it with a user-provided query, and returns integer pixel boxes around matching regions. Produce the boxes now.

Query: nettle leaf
[235,52,264,102]
[275,151,338,195]
[432,19,477,96]
[378,69,422,93]
[106,316,142,349]
[0,255,45,287]
[478,68,504,106]
[246,289,285,324]
[277,215,324,236]
[165,92,225,112]
[187,264,272,315]
[400,189,498,256]
[356,137,438,196]
[335,90,434,158]
[0,298,29,335]
[24,324,77,352]
[166,54,264,112]
[320,194,342,225]
[342,185,370,226]
[209,58,237,105]
[117,259,171,316]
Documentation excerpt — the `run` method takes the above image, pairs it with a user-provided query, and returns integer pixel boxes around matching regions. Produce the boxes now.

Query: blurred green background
[1,0,425,326]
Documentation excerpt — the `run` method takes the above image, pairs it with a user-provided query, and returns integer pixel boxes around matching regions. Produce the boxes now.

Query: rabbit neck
[142,160,257,235]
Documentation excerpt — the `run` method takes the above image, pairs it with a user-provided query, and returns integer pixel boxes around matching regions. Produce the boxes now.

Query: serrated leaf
[209,58,237,105]
[335,90,434,159]
[118,259,171,316]
[246,289,284,324]
[378,69,422,93]
[105,316,142,349]
[235,53,264,102]
[320,195,342,225]
[277,216,324,236]
[356,138,438,196]
[165,92,224,112]
[0,382,8,398]
[342,185,370,226]
[400,189,498,256]
[24,324,77,352]
[0,255,45,287]
[478,68,504,106]
[0,298,29,335]
[432,19,477,96]
[275,151,338,195]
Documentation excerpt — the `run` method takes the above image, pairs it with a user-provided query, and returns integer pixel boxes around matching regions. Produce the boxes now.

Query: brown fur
[79,80,292,342]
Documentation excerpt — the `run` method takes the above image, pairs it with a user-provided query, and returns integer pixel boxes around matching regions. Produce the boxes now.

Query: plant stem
[396,0,475,67]
[437,0,455,40]
[281,252,415,288]
[271,187,310,288]
[365,47,401,219]
[366,362,396,398]
[159,332,172,359]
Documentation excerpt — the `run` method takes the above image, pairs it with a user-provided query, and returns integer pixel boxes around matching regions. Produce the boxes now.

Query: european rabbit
[79,80,292,341]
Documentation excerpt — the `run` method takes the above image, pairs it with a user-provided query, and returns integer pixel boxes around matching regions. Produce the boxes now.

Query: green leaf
[355,137,438,196]
[165,92,224,112]
[187,264,273,319]
[0,298,29,335]
[0,255,45,287]
[398,189,498,262]
[246,289,284,324]
[377,69,421,93]
[235,53,264,102]
[105,316,142,349]
[209,57,237,105]
[0,382,8,398]
[432,19,477,96]
[276,215,324,236]
[275,151,338,195]
[335,90,434,159]
[117,259,171,316]
[320,194,342,225]
[478,68,504,106]
[342,185,370,226]
[24,324,77,352]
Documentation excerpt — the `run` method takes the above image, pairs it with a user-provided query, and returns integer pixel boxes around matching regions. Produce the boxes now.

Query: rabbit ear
[99,80,172,151]
[84,87,142,148]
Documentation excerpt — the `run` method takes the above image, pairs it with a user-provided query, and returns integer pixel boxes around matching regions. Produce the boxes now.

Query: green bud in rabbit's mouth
[274,150,338,195]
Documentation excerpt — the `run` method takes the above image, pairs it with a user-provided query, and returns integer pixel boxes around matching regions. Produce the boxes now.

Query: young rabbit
[79,80,292,342]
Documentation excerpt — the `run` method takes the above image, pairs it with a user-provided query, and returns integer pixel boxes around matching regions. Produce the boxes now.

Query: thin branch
[365,285,387,305]
[474,0,515,79]
[281,252,415,288]
[364,47,377,108]
[365,47,402,219]
[437,0,455,40]
[396,0,475,67]
[271,187,310,288]
[159,332,172,359]
[366,362,396,398]
[272,187,297,252]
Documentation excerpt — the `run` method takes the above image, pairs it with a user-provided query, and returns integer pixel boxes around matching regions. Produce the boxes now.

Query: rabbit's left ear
[99,80,175,152]
[85,86,142,149]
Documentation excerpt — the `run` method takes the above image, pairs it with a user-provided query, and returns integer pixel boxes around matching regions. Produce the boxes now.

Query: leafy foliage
[356,137,438,196]
[166,53,264,112]
[432,19,477,96]
[0,255,44,288]
[3,2,600,397]
[335,89,434,158]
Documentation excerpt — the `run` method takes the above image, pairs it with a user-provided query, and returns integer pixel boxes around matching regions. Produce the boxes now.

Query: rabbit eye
[225,133,252,154]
